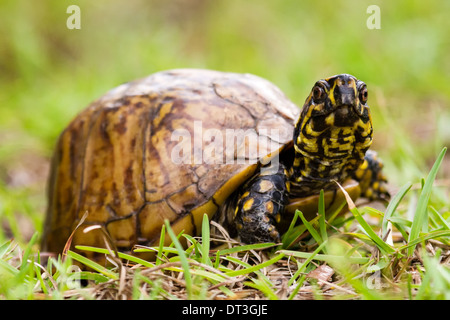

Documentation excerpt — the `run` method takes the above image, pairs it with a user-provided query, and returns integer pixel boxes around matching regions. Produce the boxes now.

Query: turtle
[41,69,389,261]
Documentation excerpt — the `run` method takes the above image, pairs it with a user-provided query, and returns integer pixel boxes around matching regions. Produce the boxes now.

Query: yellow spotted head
[310,74,369,118]
[291,74,373,192]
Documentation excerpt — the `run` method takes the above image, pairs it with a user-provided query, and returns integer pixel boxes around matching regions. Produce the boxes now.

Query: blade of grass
[189,267,236,298]
[218,256,272,286]
[428,205,450,230]
[400,230,450,251]
[182,234,200,258]
[326,200,347,225]
[279,249,370,265]
[288,274,307,300]
[134,246,179,255]
[318,190,328,246]
[0,257,19,276]
[286,241,328,287]
[297,210,325,251]
[217,242,277,255]
[201,214,212,267]
[224,253,285,277]
[343,232,375,244]
[189,268,227,283]
[213,251,221,269]
[336,182,395,255]
[280,210,310,249]
[75,245,155,268]
[245,277,279,300]
[382,182,412,238]
[33,259,49,295]
[281,207,302,245]
[156,224,166,265]
[66,250,118,280]
[388,216,412,228]
[407,147,447,257]
[133,270,178,300]
[77,271,109,283]
[19,232,39,272]
[0,240,14,259]
[164,219,193,299]
[283,214,324,249]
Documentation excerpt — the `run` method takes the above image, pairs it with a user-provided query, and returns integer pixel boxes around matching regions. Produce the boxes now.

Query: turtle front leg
[234,163,289,244]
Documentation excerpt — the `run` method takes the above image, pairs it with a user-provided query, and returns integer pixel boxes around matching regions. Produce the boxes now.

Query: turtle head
[290,74,373,192]
[302,73,370,120]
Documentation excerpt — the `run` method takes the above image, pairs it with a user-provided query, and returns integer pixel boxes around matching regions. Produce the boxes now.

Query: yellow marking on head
[328,80,337,106]
[325,113,335,126]
[305,122,318,137]
[337,77,357,93]
[243,198,254,211]
[295,95,311,126]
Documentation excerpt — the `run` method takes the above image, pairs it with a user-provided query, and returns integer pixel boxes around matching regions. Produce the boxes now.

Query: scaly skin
[233,74,389,243]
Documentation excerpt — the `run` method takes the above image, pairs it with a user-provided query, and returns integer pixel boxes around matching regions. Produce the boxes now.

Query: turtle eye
[312,85,325,102]
[359,85,368,104]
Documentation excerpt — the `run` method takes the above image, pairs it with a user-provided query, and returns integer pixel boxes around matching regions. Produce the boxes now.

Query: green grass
[0,0,450,300]
[0,148,449,299]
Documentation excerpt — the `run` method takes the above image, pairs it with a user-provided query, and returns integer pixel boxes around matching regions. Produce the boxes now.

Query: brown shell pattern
[41,69,300,255]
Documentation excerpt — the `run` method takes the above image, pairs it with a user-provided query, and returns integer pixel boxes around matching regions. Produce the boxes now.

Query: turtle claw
[237,215,281,244]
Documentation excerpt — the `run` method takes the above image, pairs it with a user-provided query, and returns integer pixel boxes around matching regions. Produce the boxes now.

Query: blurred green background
[0,0,449,243]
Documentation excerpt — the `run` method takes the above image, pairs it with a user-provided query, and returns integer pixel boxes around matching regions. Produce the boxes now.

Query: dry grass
[0,149,449,300]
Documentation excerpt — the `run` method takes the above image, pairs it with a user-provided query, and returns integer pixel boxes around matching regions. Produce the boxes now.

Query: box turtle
[41,69,389,261]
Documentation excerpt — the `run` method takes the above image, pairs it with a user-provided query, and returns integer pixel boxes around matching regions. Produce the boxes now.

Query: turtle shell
[41,69,301,256]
